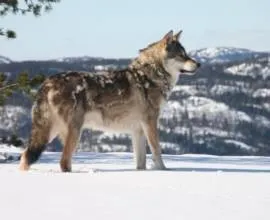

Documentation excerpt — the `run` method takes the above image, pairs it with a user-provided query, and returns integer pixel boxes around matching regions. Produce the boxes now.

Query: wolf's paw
[136,165,146,170]
[151,163,167,170]
[19,153,30,171]
[19,161,30,171]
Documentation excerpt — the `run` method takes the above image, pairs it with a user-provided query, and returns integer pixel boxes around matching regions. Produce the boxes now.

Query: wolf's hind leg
[19,99,51,171]
[132,129,146,170]
[19,121,50,171]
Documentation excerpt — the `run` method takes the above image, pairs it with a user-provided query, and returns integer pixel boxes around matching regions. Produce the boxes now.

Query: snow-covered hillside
[54,56,103,63]
[0,105,30,131]
[48,47,270,65]
[0,145,270,220]
[0,105,31,139]
[164,97,251,122]
[225,62,270,79]
[1,47,269,65]
[189,47,268,64]
[47,47,270,64]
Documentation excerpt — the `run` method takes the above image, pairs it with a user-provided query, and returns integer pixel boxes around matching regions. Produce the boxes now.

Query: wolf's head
[162,30,200,75]
[131,30,200,76]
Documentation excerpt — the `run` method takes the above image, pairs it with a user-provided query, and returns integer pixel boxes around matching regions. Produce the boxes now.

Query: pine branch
[0,83,18,91]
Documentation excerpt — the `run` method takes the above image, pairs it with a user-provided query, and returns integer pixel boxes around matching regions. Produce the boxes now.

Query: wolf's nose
[197,62,201,68]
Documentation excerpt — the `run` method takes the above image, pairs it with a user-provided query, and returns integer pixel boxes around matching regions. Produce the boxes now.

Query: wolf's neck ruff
[128,62,173,100]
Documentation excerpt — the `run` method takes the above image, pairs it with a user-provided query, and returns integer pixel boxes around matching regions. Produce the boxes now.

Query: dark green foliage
[0,0,60,38]
[0,28,16,38]
[0,72,45,105]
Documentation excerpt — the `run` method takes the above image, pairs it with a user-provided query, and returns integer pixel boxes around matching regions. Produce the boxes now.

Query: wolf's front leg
[59,126,81,172]
[132,129,146,170]
[141,119,166,170]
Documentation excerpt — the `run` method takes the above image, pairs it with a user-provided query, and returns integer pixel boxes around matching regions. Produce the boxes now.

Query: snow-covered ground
[0,145,270,220]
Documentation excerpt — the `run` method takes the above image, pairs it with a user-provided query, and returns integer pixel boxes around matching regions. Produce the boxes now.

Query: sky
[1,0,270,61]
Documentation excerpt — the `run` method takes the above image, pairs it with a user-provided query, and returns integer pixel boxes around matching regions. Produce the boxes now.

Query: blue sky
[1,0,270,60]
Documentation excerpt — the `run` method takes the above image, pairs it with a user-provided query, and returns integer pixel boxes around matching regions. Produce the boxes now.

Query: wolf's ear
[162,30,174,43]
[173,30,183,41]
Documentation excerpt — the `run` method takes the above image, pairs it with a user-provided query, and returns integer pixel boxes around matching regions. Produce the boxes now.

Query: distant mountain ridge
[189,47,269,64]
[52,56,107,63]
[1,47,270,66]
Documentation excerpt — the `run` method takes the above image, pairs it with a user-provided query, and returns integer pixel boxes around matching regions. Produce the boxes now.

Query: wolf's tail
[19,86,51,171]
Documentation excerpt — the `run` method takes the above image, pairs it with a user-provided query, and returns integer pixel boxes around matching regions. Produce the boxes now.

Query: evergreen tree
[0,72,45,105]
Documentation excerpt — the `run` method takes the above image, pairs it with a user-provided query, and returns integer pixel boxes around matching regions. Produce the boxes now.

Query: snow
[160,142,180,149]
[172,125,228,138]
[54,56,101,63]
[210,84,247,95]
[189,47,258,64]
[0,144,22,161]
[94,65,106,71]
[253,88,270,98]
[99,132,129,140]
[1,145,270,220]
[254,115,270,128]
[224,139,254,151]
[0,105,30,130]
[163,98,252,123]
[0,144,23,154]
[225,63,270,79]
[193,127,230,138]
[172,85,199,96]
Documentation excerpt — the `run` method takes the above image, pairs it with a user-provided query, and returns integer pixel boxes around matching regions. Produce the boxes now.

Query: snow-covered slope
[164,97,251,122]
[0,148,270,220]
[225,62,270,79]
[0,144,22,162]
[54,56,104,63]
[0,105,30,131]
[189,47,267,64]
[0,105,31,139]
[50,47,269,64]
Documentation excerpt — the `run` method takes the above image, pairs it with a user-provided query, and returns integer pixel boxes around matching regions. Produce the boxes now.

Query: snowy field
[0,147,270,220]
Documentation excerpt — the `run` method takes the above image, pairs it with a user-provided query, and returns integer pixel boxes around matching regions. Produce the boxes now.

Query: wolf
[19,30,200,172]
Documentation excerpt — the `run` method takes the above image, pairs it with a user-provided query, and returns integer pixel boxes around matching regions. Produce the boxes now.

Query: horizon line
[1,46,270,62]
